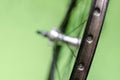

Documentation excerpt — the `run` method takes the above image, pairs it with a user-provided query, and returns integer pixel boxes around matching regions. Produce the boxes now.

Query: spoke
[59,0,77,33]
[77,20,87,37]
[66,43,77,57]
[66,19,87,36]
[55,63,61,80]
[48,45,61,80]
[62,51,75,80]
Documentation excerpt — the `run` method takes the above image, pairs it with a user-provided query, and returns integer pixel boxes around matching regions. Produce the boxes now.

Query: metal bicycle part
[37,29,81,47]
[37,0,93,80]
[70,0,109,80]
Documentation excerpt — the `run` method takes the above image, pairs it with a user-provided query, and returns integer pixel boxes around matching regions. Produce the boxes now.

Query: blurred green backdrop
[0,0,69,80]
[0,0,120,80]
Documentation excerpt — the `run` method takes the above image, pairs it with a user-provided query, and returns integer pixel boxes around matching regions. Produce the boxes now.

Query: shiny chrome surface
[37,29,81,47]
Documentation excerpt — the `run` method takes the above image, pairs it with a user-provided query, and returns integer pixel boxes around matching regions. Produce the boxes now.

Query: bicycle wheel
[37,0,109,80]
[47,0,92,80]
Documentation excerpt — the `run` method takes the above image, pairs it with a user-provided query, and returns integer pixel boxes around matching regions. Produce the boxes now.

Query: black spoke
[62,53,75,80]
[66,19,87,36]
[66,43,76,57]
[55,62,61,80]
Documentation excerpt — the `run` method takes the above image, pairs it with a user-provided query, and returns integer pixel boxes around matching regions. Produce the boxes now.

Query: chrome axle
[37,29,81,47]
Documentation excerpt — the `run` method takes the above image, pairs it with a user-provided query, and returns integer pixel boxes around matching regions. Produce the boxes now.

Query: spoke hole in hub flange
[77,63,85,71]
[86,34,93,44]
[94,7,101,16]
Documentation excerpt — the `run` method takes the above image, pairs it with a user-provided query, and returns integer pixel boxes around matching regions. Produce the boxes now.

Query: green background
[0,0,120,80]
[0,0,68,80]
